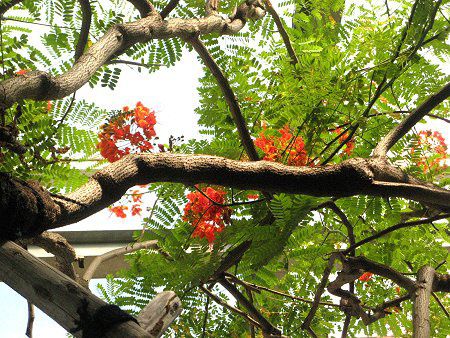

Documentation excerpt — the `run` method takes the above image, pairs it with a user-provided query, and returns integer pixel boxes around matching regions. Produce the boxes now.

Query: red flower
[131,190,142,203]
[110,206,128,218]
[46,101,53,112]
[131,204,142,216]
[16,69,28,75]
[358,272,373,282]
[413,130,448,173]
[333,127,355,157]
[254,125,310,166]
[247,194,259,200]
[182,187,232,244]
[97,102,157,162]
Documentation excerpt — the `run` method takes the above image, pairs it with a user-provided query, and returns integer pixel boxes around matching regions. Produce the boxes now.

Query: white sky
[1,0,449,336]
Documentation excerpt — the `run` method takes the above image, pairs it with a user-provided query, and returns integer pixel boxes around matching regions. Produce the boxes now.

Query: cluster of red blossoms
[412,130,448,174]
[332,127,355,157]
[254,125,310,166]
[109,188,145,218]
[358,272,373,282]
[97,102,156,162]
[182,187,232,244]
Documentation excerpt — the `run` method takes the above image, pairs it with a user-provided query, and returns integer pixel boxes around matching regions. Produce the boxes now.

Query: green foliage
[1,0,449,336]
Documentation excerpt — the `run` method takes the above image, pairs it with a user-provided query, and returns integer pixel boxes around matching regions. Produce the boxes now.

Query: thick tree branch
[23,231,78,281]
[413,266,435,337]
[373,82,450,157]
[2,154,450,240]
[0,0,265,109]
[74,0,92,62]
[0,241,151,337]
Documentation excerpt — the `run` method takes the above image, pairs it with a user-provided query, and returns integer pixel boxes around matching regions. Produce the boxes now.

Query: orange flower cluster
[110,205,128,218]
[109,188,144,218]
[254,125,309,166]
[183,187,232,244]
[97,102,156,162]
[358,272,373,282]
[413,130,448,173]
[333,127,355,157]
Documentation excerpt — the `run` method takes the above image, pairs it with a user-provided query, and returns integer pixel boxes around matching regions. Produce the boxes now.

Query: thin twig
[343,213,450,254]
[199,285,262,328]
[201,294,210,338]
[25,301,34,338]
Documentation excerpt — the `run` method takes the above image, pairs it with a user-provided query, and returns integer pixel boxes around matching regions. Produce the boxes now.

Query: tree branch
[373,81,450,157]
[26,301,35,338]
[219,276,281,335]
[188,37,260,161]
[23,231,78,281]
[0,241,151,337]
[0,0,265,109]
[199,285,262,328]
[82,240,164,283]
[301,253,338,333]
[263,0,298,65]
[2,154,450,240]
[0,0,22,15]
[343,213,450,254]
[127,0,155,16]
[74,0,92,62]
[413,266,435,337]
[160,0,180,19]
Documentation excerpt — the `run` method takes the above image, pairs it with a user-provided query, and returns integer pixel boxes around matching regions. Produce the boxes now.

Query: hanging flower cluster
[182,187,232,244]
[97,102,157,162]
[412,130,448,174]
[333,127,355,157]
[254,125,310,166]
[109,187,145,218]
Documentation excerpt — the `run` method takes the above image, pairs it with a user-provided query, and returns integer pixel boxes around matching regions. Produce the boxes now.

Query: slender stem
[343,213,450,254]
[26,301,34,338]
[199,285,262,328]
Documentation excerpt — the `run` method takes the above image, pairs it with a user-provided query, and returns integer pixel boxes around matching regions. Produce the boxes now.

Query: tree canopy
[0,0,449,337]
